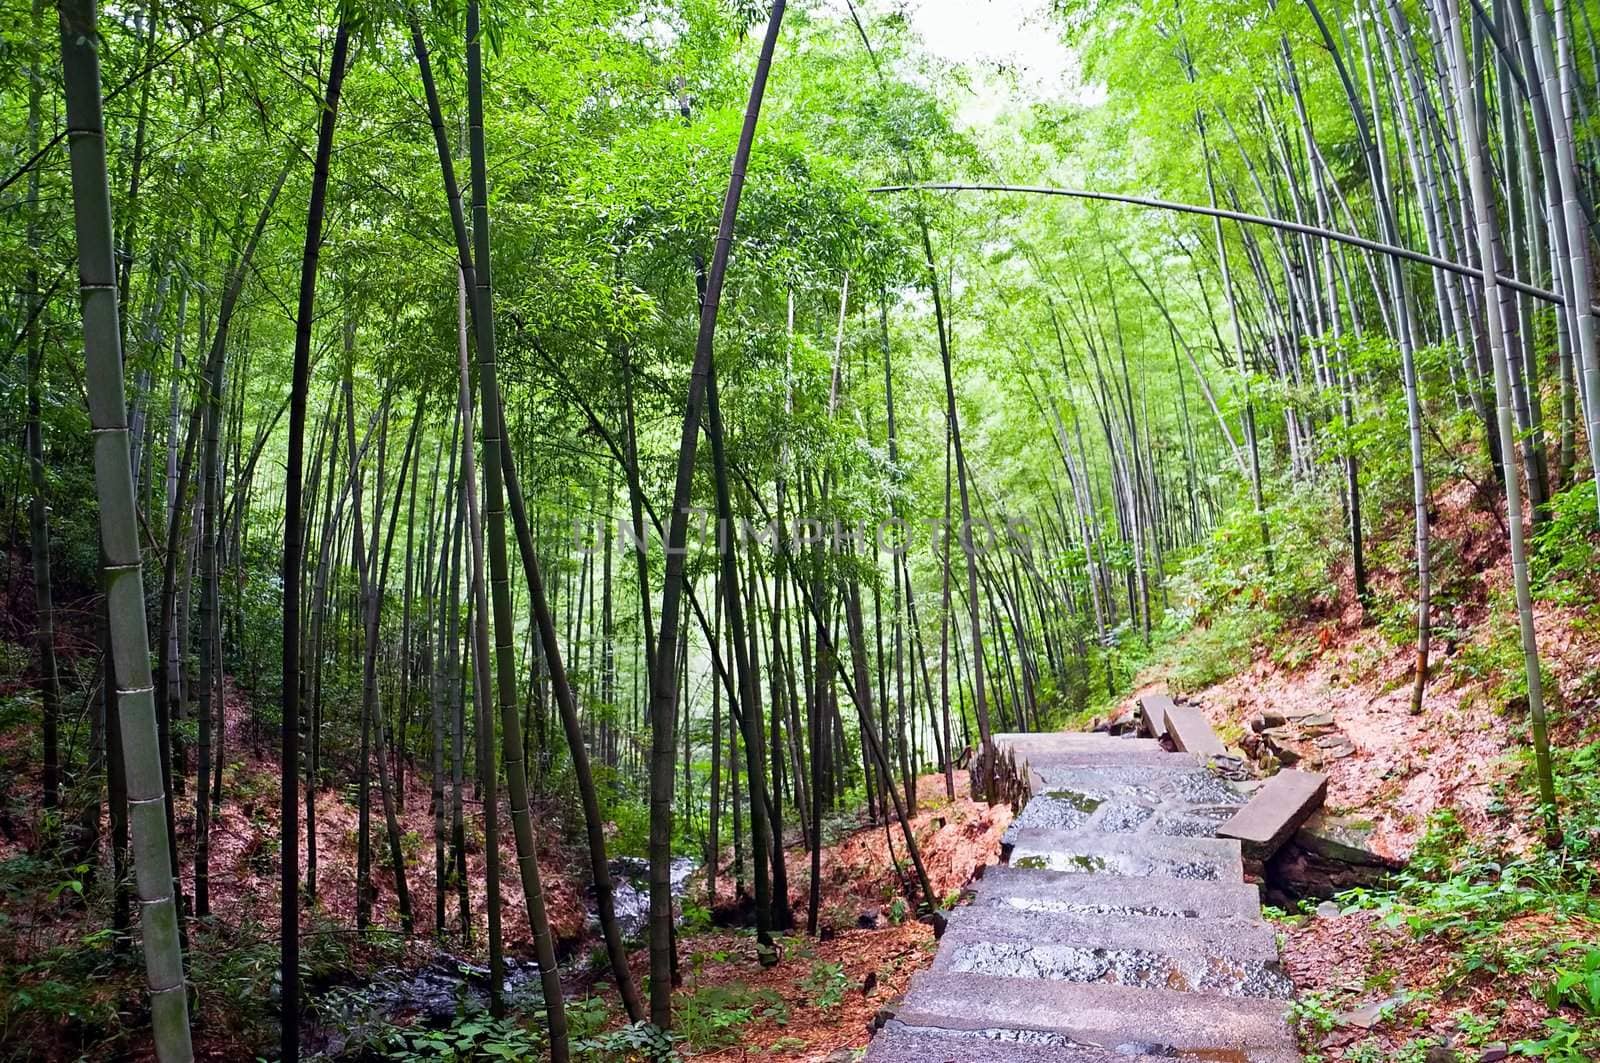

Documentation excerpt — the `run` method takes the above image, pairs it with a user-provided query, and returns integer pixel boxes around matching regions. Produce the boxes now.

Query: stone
[891,973,1300,1057]
[1209,753,1254,780]
[1261,728,1303,766]
[994,732,1162,756]
[1138,693,1176,740]
[867,724,1300,1063]
[1298,713,1337,736]
[1315,900,1341,919]
[1008,829,1245,882]
[1478,1044,1510,1062]
[1311,736,1355,760]
[941,904,1280,963]
[1249,714,1268,733]
[1425,1046,1460,1063]
[1261,709,1288,728]
[1295,813,1398,867]
[863,1021,1289,1063]
[1216,768,1328,862]
[1335,994,1404,1029]
[968,865,1265,921]
[1106,704,1140,735]
[1163,703,1228,757]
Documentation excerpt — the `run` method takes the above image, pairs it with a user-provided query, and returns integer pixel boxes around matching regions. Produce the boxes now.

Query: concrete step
[994,732,1163,755]
[1004,785,1242,844]
[969,865,1264,921]
[892,972,1300,1058]
[943,904,1279,961]
[865,1019,1300,1062]
[933,915,1292,999]
[1022,747,1204,771]
[1218,768,1328,862]
[1026,763,1246,807]
[1008,829,1245,882]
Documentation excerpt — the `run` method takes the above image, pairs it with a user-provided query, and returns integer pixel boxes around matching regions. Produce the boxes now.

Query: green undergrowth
[1080,475,1348,722]
[1302,740,1600,1061]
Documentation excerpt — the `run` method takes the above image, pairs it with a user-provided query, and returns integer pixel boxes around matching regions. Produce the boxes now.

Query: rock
[1478,1045,1510,1062]
[1209,753,1253,780]
[1312,734,1356,759]
[1426,1046,1460,1063]
[1295,813,1401,868]
[1249,714,1268,733]
[1138,693,1176,739]
[1241,731,1264,759]
[1262,727,1303,765]
[1261,709,1288,728]
[1106,704,1139,735]
[1264,813,1405,902]
[1336,994,1404,1029]
[1315,900,1342,919]
[1298,713,1337,736]
[858,907,881,929]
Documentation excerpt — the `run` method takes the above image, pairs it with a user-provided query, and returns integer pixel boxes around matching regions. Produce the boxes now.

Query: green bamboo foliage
[1442,0,1560,846]
[462,0,569,1042]
[56,0,193,1056]
[647,0,787,1029]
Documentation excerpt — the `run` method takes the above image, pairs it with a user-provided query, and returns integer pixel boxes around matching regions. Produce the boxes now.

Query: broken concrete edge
[1216,768,1329,862]
[1292,811,1406,869]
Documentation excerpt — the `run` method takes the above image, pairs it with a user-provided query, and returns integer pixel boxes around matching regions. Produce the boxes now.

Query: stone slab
[1292,811,1404,869]
[1218,769,1328,861]
[932,933,1294,998]
[995,732,1163,755]
[1025,763,1245,810]
[1137,693,1176,739]
[893,972,1300,1056]
[1008,829,1245,881]
[864,1020,1266,1063]
[1164,702,1229,757]
[969,865,1264,921]
[1023,749,1204,773]
[944,904,1278,961]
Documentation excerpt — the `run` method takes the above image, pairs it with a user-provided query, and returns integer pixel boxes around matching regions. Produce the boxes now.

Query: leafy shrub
[1532,480,1600,606]
[674,983,787,1050]
[800,960,849,1009]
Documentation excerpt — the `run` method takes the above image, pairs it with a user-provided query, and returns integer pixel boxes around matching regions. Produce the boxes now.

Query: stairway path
[866,730,1302,1062]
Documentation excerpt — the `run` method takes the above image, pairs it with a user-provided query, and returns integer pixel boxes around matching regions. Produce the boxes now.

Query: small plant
[1514,1017,1600,1062]
[1289,991,1339,1037]
[376,1010,549,1060]
[800,961,850,1010]
[574,1020,679,1060]
[674,984,786,1050]
[1541,945,1600,1016]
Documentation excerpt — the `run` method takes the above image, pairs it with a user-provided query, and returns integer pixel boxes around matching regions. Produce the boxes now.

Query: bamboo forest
[11,0,1600,1057]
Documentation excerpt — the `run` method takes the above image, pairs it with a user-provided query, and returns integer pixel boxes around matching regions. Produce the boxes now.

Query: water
[599,855,700,940]
[307,854,700,1057]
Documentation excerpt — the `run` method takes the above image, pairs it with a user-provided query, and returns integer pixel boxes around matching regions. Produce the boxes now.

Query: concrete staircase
[866,721,1305,1062]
